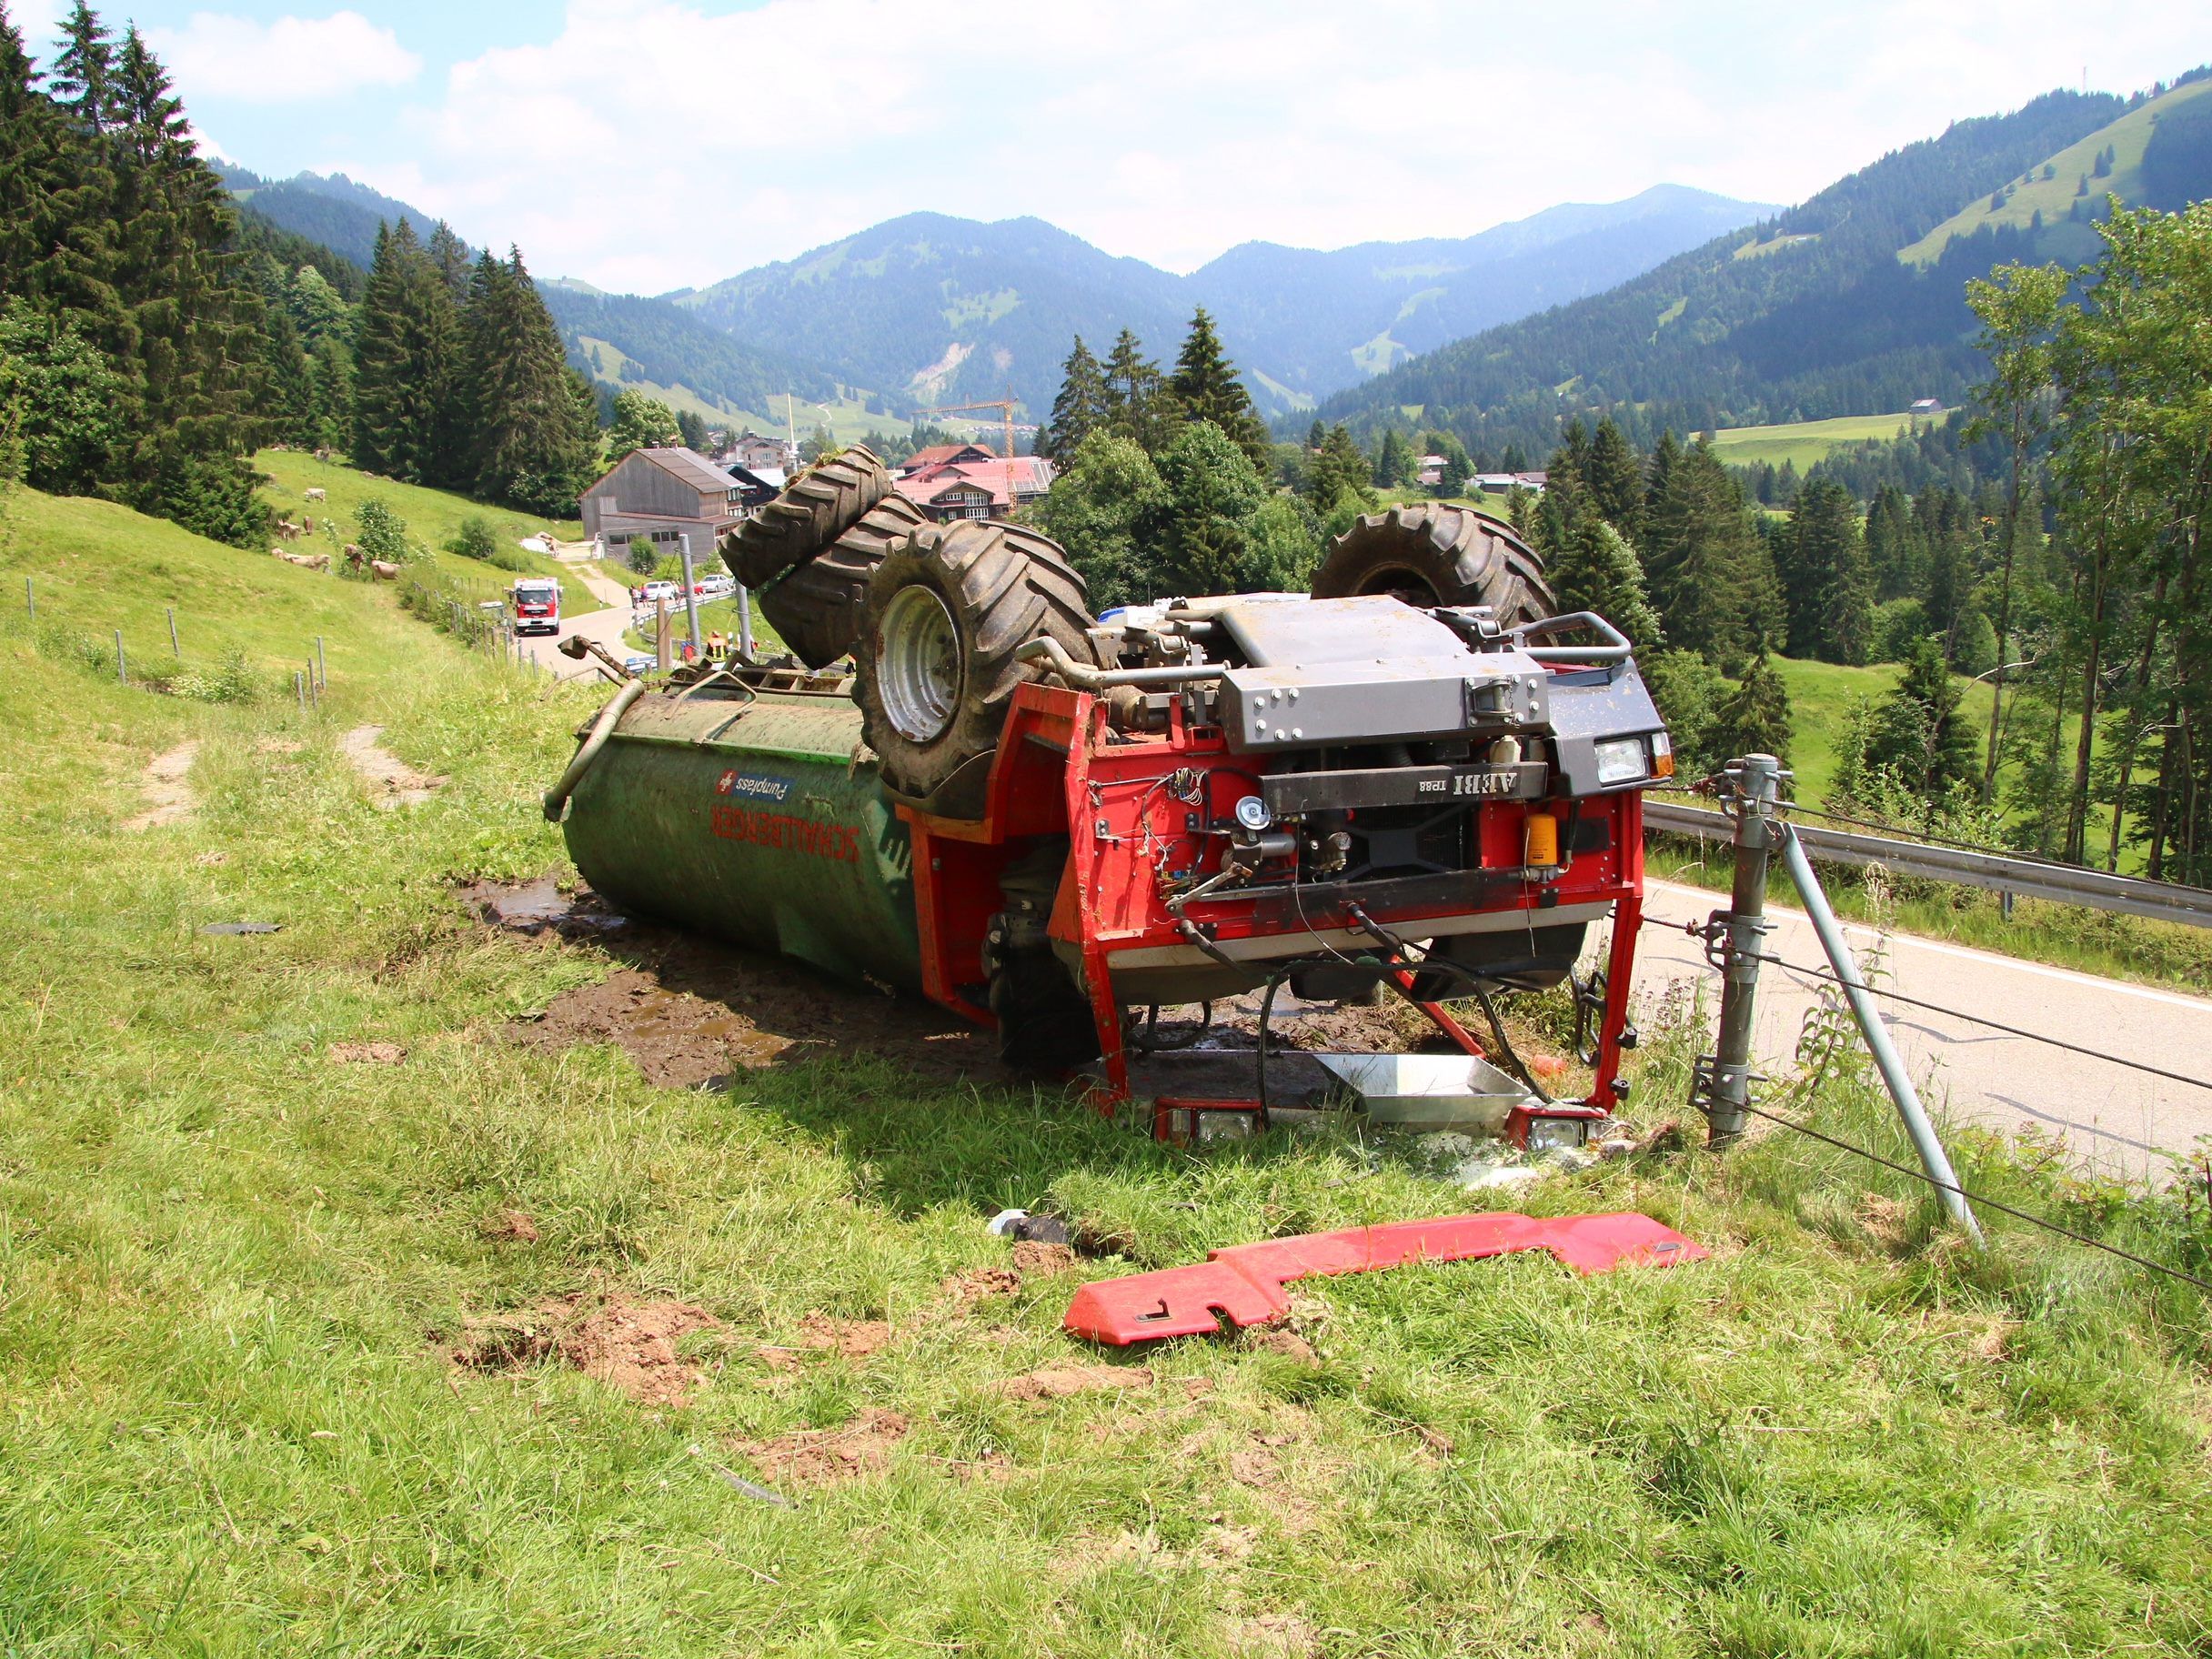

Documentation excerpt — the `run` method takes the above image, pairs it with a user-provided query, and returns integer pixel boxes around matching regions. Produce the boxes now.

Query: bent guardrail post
[1775,821,1986,1244]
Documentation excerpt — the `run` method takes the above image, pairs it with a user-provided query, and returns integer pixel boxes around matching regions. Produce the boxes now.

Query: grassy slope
[2,497,2208,1652]
[1901,78,2212,266]
[1705,411,1928,472]
[255,450,601,615]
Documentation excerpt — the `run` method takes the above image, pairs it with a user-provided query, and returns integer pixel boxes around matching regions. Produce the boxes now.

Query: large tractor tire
[719,446,892,588]
[758,494,926,668]
[1311,503,1554,626]
[856,519,1095,814]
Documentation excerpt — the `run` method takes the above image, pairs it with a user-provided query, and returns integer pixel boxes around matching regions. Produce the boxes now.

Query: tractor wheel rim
[879,583,960,742]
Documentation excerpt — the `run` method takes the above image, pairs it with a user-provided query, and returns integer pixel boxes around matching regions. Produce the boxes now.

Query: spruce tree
[352,219,459,483]
[48,2,115,136]
[1163,307,1269,468]
[1585,416,1644,541]
[1782,479,1871,663]
[1305,425,1376,518]
[1712,653,1794,765]
[1101,328,1166,455]
[463,246,591,512]
[427,220,470,304]
[1374,427,1409,489]
[1547,512,1663,644]
[1041,335,1110,465]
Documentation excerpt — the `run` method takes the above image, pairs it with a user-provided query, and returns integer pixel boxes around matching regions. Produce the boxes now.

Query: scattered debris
[340,724,446,809]
[201,921,280,936]
[1855,1191,1915,1251]
[1066,1212,1705,1344]
[734,1409,909,1486]
[985,1208,1028,1235]
[449,1292,719,1407]
[1000,1363,1152,1403]
[705,1461,793,1506]
[123,741,198,830]
[328,1041,405,1065]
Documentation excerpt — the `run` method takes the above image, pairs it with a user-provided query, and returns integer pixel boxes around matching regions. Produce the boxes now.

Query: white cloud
[146,11,421,104]
[317,0,2208,294]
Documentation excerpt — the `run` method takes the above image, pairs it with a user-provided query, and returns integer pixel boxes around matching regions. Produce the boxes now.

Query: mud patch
[1000,1363,1152,1403]
[450,1292,719,1406]
[734,1409,909,1486]
[462,877,629,940]
[1240,1328,1318,1362]
[123,741,199,830]
[1010,1241,1079,1278]
[329,1041,405,1065]
[485,1209,540,1242]
[940,1267,1021,1310]
[498,894,996,1090]
[341,724,446,809]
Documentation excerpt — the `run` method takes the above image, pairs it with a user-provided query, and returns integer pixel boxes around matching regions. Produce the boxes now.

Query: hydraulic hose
[542,677,647,821]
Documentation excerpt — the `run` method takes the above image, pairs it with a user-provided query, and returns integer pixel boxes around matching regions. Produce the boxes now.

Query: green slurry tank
[548,669,922,991]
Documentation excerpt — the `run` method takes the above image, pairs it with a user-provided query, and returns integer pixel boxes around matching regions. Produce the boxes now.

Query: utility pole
[679,535,704,661]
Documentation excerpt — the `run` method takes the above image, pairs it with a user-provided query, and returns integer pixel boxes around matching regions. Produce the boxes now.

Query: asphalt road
[1623,877,2212,1176]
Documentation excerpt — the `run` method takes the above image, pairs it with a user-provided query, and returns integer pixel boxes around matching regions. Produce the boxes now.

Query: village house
[892,455,1055,522]
[721,430,799,476]
[896,442,999,476]
[578,447,779,562]
[1472,470,1549,496]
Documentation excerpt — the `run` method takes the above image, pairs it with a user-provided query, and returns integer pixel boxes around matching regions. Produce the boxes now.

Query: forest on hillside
[0,2,609,541]
[1315,83,2212,463]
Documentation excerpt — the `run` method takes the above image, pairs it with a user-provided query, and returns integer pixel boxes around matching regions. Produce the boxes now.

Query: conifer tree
[1374,427,1410,489]
[1585,416,1644,541]
[1305,424,1377,518]
[1101,328,1167,455]
[352,219,459,483]
[1782,479,1872,663]
[463,245,593,511]
[48,2,115,135]
[1040,335,1110,465]
[1163,307,1269,468]
[1548,512,1663,644]
[427,220,470,304]
[1712,652,1794,764]
[1644,441,1780,667]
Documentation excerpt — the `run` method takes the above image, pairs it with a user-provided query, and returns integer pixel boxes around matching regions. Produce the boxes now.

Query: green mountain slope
[1901,76,2212,265]
[674,191,1772,426]
[1316,82,2201,455]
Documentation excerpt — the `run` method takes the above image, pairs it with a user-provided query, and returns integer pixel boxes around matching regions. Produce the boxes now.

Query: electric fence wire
[1636,909,2212,1095]
[1629,910,2212,1295]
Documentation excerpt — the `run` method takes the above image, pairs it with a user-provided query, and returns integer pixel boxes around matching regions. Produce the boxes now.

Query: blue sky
[13,2,2207,295]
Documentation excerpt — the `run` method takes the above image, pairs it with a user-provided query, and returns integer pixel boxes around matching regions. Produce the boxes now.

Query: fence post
[23,577,31,623]
[316,635,327,689]
[115,628,126,685]
[295,670,305,711]
[168,608,180,658]
[1696,753,1782,1145]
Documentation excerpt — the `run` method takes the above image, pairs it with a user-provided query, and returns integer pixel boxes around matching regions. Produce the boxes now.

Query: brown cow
[369,559,400,580]
[303,488,327,503]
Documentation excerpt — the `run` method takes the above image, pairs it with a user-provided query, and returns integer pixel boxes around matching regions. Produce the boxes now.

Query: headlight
[1594,737,1648,786]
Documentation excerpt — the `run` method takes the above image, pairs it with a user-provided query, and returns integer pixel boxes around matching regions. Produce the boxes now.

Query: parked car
[623,654,656,677]
[640,580,681,605]
[695,573,735,598]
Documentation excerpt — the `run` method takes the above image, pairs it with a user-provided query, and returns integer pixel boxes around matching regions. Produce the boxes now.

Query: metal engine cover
[1212,596,1549,752]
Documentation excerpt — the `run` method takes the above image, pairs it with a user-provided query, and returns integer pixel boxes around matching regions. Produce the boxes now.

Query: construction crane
[920,396,1021,460]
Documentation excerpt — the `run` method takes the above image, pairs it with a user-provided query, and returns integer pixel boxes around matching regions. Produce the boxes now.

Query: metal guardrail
[1645,799,2212,930]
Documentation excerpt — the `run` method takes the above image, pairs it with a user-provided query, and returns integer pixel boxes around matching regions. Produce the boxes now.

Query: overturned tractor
[548,447,1672,1141]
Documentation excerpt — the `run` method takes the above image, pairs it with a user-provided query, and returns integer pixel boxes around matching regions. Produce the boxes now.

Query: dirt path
[123,741,199,830]
[340,725,446,809]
